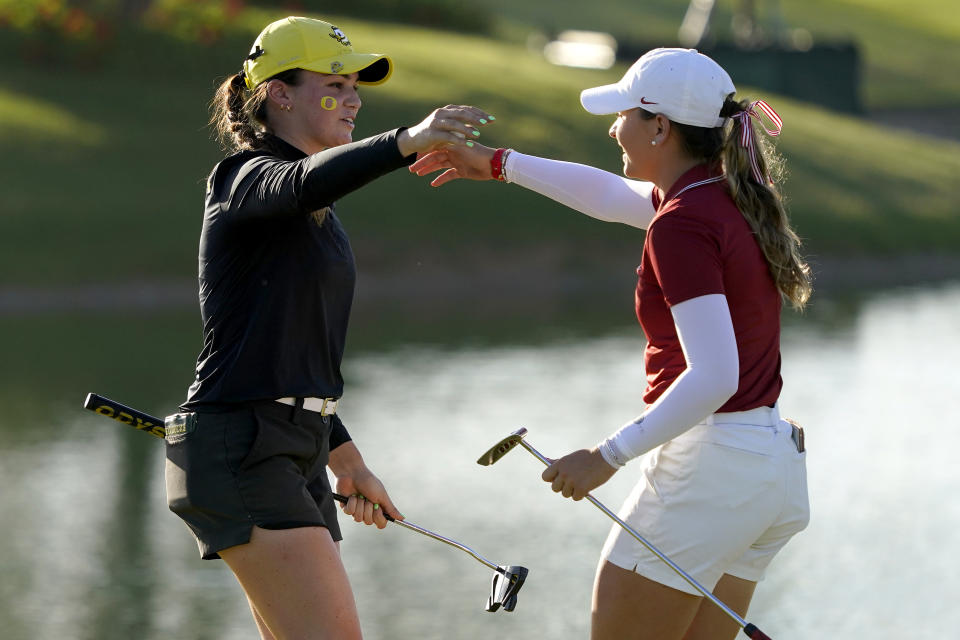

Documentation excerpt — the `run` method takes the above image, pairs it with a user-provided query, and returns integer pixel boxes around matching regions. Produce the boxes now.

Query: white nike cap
[579,48,736,128]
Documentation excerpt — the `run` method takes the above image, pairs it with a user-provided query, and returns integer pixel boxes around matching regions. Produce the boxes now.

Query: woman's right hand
[408,143,498,187]
[396,105,494,157]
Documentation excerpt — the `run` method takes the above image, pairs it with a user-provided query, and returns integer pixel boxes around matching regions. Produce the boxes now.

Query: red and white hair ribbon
[731,100,783,184]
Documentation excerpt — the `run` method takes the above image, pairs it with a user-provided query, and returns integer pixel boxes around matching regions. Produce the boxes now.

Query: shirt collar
[659,163,717,207]
[264,134,309,161]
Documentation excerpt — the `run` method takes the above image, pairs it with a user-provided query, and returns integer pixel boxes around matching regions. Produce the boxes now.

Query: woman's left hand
[329,442,403,529]
[542,448,618,501]
[397,104,494,157]
[335,469,403,529]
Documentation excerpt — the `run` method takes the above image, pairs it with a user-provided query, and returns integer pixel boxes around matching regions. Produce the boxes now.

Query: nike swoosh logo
[640,97,658,105]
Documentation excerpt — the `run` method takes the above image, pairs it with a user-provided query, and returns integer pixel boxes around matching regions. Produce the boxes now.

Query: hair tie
[731,100,783,184]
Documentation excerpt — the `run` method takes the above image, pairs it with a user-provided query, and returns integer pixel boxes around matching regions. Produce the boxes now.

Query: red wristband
[491,147,508,181]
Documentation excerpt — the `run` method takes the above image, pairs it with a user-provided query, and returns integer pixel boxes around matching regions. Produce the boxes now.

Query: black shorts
[165,400,342,559]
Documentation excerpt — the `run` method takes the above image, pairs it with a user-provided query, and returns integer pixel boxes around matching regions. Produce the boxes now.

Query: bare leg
[591,560,702,640]
[243,540,343,640]
[220,526,362,640]
[682,574,757,640]
[244,594,277,640]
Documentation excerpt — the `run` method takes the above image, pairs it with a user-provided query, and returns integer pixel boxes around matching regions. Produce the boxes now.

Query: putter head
[477,428,528,466]
[485,565,529,612]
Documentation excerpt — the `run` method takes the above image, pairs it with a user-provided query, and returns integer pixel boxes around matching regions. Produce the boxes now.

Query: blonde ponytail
[643,102,812,309]
[720,98,812,309]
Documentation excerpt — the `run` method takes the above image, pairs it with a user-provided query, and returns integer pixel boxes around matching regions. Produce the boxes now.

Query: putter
[478,428,773,639]
[330,492,528,612]
[83,393,528,613]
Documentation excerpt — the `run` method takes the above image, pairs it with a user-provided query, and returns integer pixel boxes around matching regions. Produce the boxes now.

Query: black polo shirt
[183,129,414,447]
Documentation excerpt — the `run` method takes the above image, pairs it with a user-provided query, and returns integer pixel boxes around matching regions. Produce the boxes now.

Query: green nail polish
[488,115,496,121]
[472,130,480,136]
[374,504,380,510]
[479,118,487,125]
[466,141,475,147]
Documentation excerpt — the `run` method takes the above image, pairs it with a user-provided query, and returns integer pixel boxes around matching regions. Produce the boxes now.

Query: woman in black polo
[165,16,491,639]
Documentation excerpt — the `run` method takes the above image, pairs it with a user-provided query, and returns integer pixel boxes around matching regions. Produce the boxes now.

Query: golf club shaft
[330,493,505,576]
[516,438,759,636]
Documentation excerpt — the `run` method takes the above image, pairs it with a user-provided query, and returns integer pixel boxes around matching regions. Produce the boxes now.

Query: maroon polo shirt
[635,164,782,411]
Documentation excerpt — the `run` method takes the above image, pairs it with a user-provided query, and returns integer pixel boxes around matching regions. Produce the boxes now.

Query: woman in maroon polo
[412,48,811,640]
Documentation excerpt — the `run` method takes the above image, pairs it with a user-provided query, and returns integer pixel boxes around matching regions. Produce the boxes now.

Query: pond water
[1,281,958,639]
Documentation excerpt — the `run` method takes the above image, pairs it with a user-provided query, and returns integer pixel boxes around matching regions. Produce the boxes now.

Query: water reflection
[1,282,959,639]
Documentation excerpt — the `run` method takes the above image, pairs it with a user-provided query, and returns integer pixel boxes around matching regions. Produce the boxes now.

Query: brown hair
[209,68,329,225]
[642,101,812,309]
[209,68,301,154]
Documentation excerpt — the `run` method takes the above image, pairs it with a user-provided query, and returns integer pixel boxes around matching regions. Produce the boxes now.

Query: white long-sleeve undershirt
[600,294,740,466]
[503,151,656,229]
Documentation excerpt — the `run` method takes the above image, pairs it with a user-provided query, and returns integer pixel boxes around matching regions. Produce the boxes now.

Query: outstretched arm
[506,152,656,229]
[215,106,492,224]
[410,144,657,229]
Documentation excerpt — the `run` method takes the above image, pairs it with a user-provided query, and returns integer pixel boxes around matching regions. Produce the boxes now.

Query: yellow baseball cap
[242,17,393,90]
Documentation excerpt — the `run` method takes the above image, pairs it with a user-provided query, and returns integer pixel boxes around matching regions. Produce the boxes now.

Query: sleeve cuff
[598,437,629,468]
[392,127,417,165]
[329,414,352,450]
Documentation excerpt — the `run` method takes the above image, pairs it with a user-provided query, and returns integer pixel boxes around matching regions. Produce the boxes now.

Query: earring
[281,104,292,112]
[651,140,657,146]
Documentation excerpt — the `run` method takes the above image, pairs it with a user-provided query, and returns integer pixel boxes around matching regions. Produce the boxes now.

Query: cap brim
[301,53,393,85]
[580,84,637,115]
[356,56,392,85]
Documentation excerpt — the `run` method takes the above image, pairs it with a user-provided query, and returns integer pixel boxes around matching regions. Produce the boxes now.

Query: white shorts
[601,405,809,595]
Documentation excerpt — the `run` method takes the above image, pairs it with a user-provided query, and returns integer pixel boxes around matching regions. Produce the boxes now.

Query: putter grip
[743,623,772,639]
[332,492,396,522]
[83,392,166,438]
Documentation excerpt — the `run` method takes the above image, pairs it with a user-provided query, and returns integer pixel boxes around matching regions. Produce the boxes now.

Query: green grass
[0,87,105,145]
[0,9,958,288]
